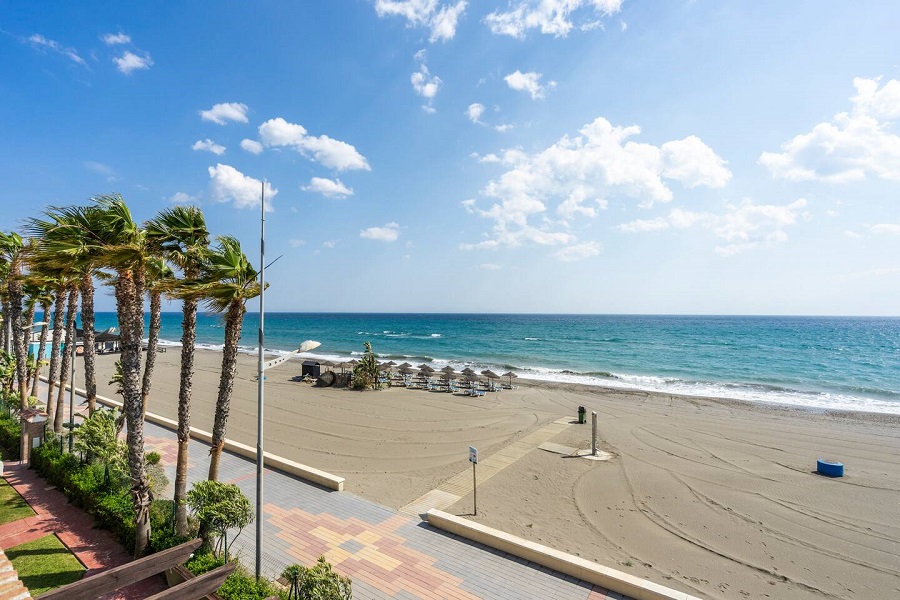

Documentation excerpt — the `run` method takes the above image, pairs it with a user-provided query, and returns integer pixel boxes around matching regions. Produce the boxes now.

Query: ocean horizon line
[92,310,900,319]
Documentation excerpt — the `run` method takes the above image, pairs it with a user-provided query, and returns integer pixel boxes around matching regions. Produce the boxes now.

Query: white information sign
[469,446,478,464]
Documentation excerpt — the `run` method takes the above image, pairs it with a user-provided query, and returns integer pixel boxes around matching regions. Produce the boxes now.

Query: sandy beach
[79,349,900,600]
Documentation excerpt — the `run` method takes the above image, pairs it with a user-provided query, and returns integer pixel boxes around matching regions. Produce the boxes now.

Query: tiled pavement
[45,384,634,600]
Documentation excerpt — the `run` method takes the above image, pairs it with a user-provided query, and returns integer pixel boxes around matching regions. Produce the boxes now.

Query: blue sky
[1,1,899,315]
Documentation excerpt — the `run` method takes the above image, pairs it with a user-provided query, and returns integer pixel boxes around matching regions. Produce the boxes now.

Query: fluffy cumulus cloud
[27,34,85,65]
[240,139,263,154]
[192,139,225,155]
[258,117,370,171]
[504,70,555,100]
[374,0,468,42]
[871,223,900,235]
[617,199,809,256]
[554,241,601,262]
[360,222,401,242]
[462,116,730,259]
[114,50,153,74]
[760,77,900,182]
[485,0,623,39]
[301,177,354,198]
[200,102,250,125]
[102,32,131,45]
[467,103,486,124]
[207,164,277,211]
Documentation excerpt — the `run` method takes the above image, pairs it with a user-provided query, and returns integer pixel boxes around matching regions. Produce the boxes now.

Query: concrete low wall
[426,509,701,600]
[52,380,345,492]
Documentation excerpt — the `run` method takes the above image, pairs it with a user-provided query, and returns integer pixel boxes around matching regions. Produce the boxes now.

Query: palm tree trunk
[21,304,35,401]
[46,286,65,420]
[115,268,152,558]
[208,300,244,481]
[8,260,27,406]
[0,299,8,354]
[29,302,51,399]
[174,296,198,537]
[80,273,98,414]
[54,287,78,433]
[141,289,162,418]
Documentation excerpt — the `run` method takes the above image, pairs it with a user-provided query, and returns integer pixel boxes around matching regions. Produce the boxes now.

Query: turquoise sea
[89,312,900,415]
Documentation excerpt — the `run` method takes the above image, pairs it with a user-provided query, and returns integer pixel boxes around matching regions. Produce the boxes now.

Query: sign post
[469,446,478,515]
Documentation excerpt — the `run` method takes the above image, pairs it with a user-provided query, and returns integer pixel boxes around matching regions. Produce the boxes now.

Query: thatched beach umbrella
[461,367,475,376]
[399,366,414,375]
[384,360,397,367]
[417,363,431,370]
[420,365,435,373]
[440,365,456,375]
[481,369,499,380]
[501,371,518,387]
[320,360,336,371]
[398,362,412,369]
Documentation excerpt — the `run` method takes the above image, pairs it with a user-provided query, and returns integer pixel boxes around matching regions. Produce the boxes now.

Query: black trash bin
[578,406,586,424]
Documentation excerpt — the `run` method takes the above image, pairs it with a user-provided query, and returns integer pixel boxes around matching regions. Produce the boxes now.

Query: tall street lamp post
[255,179,321,579]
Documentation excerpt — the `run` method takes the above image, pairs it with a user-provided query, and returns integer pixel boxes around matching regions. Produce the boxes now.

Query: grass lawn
[0,478,35,525]
[6,534,85,595]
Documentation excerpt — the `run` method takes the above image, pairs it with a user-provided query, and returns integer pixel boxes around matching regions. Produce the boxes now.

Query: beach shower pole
[591,411,598,457]
[256,180,266,580]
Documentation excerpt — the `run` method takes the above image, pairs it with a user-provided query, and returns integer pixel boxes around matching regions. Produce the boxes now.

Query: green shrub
[283,557,351,600]
[146,450,161,465]
[0,413,21,459]
[184,549,225,576]
[217,566,286,600]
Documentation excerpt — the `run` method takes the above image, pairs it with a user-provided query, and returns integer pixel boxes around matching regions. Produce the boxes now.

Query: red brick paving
[1,461,167,600]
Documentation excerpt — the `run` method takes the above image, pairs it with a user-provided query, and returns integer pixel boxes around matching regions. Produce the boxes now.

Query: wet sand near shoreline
[80,349,900,600]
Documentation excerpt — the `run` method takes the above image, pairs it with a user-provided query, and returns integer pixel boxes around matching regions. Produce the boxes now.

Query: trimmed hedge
[30,442,174,552]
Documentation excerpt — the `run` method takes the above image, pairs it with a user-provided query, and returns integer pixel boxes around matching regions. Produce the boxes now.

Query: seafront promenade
[37,383,635,600]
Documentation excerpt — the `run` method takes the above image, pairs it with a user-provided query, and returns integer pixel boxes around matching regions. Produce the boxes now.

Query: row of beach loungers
[384,374,513,395]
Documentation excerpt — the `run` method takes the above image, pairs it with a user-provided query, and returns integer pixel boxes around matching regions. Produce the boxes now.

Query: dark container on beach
[578,406,586,424]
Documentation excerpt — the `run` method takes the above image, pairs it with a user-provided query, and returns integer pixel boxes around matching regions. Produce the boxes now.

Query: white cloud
[168,192,198,204]
[360,222,401,242]
[760,77,900,182]
[83,160,117,181]
[554,241,601,262]
[844,230,861,239]
[504,70,555,100]
[660,136,732,188]
[374,0,468,42]
[467,103,486,124]
[257,117,370,171]
[114,50,153,74]
[207,164,277,211]
[102,32,131,45]
[495,123,514,133]
[411,62,442,112]
[617,200,808,256]
[323,240,339,248]
[463,117,729,253]
[302,177,354,198]
[289,239,306,247]
[200,102,250,125]
[871,223,900,235]
[192,139,226,155]
[485,0,623,39]
[27,34,85,66]
[477,263,502,270]
[240,139,263,154]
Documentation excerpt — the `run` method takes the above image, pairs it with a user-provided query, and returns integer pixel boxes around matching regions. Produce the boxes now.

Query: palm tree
[141,257,173,417]
[0,232,28,405]
[199,236,261,481]
[144,205,209,537]
[50,196,153,557]
[26,206,107,414]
